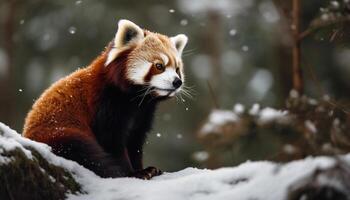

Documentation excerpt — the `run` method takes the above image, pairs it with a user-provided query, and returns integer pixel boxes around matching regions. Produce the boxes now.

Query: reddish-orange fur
[23,48,110,143]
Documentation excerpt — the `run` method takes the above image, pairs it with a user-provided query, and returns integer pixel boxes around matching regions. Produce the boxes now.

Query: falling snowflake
[180,19,188,26]
[68,26,77,34]
[193,151,209,162]
[75,0,82,5]
[43,33,51,41]
[229,29,237,36]
[330,1,340,9]
[242,45,249,52]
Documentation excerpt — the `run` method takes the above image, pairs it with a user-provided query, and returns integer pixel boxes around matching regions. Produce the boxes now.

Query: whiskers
[138,87,152,107]
[182,48,196,57]
[175,85,196,104]
[131,85,154,106]
[131,84,196,106]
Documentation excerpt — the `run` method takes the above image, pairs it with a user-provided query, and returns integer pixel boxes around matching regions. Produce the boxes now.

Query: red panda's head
[105,19,188,98]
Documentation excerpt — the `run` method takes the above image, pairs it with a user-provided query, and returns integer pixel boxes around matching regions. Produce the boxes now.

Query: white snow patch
[249,104,260,115]
[289,89,299,98]
[201,110,238,134]
[193,151,209,162]
[69,158,340,200]
[233,104,245,114]
[0,155,13,165]
[202,105,288,135]
[249,105,288,124]
[258,107,288,124]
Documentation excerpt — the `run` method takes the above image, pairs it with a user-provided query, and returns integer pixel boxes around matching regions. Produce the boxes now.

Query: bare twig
[291,0,304,94]
[299,16,350,40]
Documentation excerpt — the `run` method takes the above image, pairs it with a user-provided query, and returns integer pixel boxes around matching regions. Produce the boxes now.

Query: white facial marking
[127,60,152,84]
[175,57,181,68]
[150,68,179,90]
[159,53,169,65]
[168,92,176,97]
[154,90,170,96]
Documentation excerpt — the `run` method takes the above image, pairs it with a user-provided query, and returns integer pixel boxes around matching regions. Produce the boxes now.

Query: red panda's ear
[106,19,144,66]
[114,19,144,47]
[171,34,188,55]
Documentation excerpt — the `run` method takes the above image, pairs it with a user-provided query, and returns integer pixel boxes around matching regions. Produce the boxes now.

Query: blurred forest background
[0,0,349,172]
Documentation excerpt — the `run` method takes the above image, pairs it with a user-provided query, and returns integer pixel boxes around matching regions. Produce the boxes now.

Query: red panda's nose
[172,78,182,89]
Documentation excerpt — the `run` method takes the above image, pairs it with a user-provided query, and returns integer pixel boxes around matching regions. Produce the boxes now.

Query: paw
[132,166,162,180]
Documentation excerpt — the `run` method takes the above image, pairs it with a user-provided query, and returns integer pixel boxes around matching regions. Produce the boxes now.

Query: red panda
[23,19,188,179]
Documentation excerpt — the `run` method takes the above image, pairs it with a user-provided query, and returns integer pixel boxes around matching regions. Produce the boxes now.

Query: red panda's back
[23,67,100,143]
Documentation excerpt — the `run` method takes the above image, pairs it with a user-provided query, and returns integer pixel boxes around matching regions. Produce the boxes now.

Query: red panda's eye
[155,63,165,71]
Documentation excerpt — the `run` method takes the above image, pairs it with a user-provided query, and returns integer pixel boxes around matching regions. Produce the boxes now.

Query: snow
[0,122,97,179]
[201,105,288,135]
[75,0,82,5]
[233,104,244,114]
[258,107,288,124]
[193,151,209,162]
[176,134,183,139]
[229,29,237,36]
[241,45,249,52]
[249,103,260,115]
[330,1,340,9]
[180,19,188,26]
[70,158,340,200]
[178,0,253,15]
[252,106,288,124]
[289,89,299,98]
[0,122,348,200]
[201,109,238,134]
[68,26,77,34]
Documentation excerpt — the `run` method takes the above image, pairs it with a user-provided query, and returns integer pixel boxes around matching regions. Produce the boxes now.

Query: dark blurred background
[0,0,349,171]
